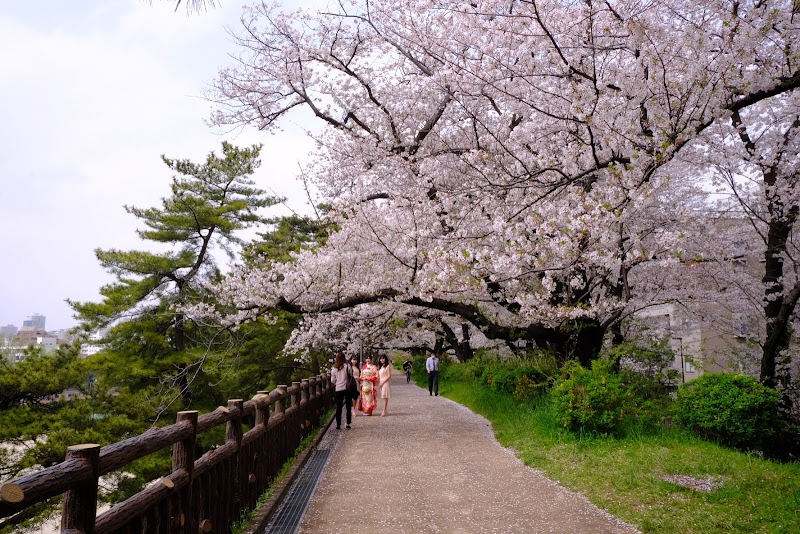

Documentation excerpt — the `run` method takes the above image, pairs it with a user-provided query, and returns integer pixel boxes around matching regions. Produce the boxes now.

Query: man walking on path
[296,370,640,533]
[426,353,440,395]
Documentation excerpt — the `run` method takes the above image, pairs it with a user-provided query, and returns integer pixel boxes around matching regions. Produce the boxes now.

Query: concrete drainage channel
[241,416,338,534]
[263,448,331,533]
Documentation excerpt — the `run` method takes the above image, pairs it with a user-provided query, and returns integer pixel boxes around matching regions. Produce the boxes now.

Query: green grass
[436,380,800,534]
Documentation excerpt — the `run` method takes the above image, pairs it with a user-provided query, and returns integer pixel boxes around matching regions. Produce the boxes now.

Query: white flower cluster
[192,0,800,373]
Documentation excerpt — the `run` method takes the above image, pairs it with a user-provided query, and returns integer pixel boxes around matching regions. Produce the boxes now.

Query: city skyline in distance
[0,0,320,334]
[1,312,69,333]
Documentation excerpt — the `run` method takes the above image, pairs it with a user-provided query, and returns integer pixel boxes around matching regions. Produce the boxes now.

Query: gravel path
[297,371,641,534]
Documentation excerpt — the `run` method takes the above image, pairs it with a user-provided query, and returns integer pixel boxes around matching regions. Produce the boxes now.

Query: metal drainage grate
[264,448,331,534]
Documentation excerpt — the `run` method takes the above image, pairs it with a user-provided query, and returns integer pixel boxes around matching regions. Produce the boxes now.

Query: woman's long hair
[378,354,390,368]
[334,352,345,370]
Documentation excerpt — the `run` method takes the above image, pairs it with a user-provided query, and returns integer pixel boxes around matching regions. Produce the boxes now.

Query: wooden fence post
[254,391,271,491]
[275,385,287,416]
[61,444,100,534]
[307,377,316,401]
[172,410,198,533]
[227,399,244,444]
[255,391,270,427]
[227,399,244,522]
[291,382,301,409]
[300,379,311,434]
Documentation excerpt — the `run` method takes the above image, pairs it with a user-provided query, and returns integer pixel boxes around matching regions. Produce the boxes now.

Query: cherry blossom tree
[201,1,800,365]
[664,92,800,417]
[726,99,800,398]
[282,302,497,362]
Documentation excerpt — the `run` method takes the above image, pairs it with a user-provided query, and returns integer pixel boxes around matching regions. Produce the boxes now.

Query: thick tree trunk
[458,323,474,362]
[432,335,443,356]
[759,184,798,390]
[173,311,193,406]
[610,322,624,346]
[556,318,606,368]
[756,165,799,460]
[440,321,474,362]
[175,365,193,407]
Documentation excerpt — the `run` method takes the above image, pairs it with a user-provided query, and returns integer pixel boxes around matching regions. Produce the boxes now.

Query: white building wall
[633,303,704,383]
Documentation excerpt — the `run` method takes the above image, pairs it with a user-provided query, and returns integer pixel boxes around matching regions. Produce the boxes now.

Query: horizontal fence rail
[0,374,334,533]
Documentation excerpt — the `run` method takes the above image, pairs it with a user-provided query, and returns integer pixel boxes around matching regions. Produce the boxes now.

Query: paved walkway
[293,371,640,534]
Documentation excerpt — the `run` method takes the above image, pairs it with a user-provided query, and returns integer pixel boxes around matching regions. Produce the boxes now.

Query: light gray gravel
[298,372,641,534]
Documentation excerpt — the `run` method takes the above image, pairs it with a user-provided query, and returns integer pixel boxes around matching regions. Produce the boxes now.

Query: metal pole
[673,337,685,383]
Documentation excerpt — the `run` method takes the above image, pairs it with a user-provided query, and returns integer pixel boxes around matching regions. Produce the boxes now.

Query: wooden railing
[0,375,334,533]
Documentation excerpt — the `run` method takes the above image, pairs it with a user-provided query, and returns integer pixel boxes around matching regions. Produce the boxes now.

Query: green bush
[673,373,780,450]
[603,342,676,429]
[550,359,630,434]
[513,373,550,401]
[471,351,556,400]
[487,367,519,394]
[607,341,678,398]
[413,349,556,401]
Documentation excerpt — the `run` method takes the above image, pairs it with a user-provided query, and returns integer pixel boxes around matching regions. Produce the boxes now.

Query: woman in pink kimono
[358,354,379,415]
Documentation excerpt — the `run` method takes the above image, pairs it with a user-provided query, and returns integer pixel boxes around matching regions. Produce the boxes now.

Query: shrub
[550,359,630,434]
[415,349,557,401]
[488,367,518,394]
[607,341,678,398]
[673,373,780,450]
[513,374,549,401]
[473,352,556,399]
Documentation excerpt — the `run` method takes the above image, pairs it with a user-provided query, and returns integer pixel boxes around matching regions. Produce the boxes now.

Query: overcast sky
[0,0,320,331]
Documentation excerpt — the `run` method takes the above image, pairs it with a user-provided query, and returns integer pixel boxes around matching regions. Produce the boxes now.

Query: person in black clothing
[349,355,361,415]
[402,359,413,382]
[330,352,352,429]
[426,354,440,395]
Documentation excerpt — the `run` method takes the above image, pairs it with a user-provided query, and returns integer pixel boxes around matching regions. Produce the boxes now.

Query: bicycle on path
[402,359,413,383]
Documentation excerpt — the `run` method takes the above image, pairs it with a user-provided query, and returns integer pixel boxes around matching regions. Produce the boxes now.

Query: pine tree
[69,142,281,406]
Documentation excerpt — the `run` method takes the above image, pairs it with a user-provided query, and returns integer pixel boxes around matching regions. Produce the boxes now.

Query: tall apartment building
[22,313,46,330]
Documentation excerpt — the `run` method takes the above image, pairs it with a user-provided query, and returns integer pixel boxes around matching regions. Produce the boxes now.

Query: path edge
[241,413,335,534]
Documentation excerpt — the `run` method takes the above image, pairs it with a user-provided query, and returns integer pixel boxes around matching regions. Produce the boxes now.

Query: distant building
[1,343,27,363]
[22,313,46,330]
[633,304,704,384]
[1,337,37,363]
[36,336,59,352]
[18,313,48,348]
[80,328,109,356]
[16,327,48,344]
[52,328,77,344]
[0,324,18,337]
[1,314,63,363]
[2,334,63,363]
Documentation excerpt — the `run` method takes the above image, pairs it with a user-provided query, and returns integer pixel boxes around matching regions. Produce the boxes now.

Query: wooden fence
[0,375,334,533]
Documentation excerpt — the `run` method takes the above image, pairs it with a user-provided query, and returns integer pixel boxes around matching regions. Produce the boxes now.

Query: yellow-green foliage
[551,360,629,434]
[674,373,780,449]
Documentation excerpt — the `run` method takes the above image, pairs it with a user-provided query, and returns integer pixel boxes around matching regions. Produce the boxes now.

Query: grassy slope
[440,381,800,534]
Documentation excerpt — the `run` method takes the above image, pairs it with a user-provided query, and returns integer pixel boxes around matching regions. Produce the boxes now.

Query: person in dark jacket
[330,352,353,429]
